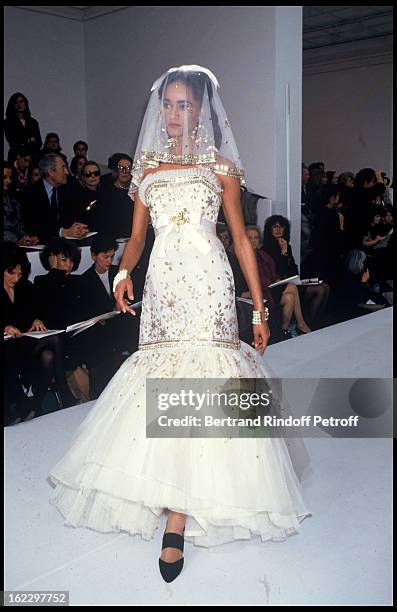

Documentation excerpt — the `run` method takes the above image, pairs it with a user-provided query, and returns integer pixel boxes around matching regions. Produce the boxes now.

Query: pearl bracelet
[252,308,269,324]
[113,269,131,293]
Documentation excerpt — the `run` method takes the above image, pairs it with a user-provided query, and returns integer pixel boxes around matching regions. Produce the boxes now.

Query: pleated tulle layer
[48,342,312,547]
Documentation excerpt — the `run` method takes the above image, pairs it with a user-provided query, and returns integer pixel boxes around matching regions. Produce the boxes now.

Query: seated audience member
[303,184,344,289]
[215,224,282,344]
[4,92,42,164]
[13,146,32,193]
[69,155,87,185]
[217,224,233,253]
[246,226,311,340]
[341,249,389,317]
[4,161,39,246]
[34,238,83,330]
[343,167,386,250]
[3,242,75,422]
[72,160,103,228]
[362,206,393,284]
[29,164,41,185]
[94,154,134,238]
[20,153,89,243]
[40,132,62,158]
[73,140,88,158]
[261,215,329,328]
[78,234,139,398]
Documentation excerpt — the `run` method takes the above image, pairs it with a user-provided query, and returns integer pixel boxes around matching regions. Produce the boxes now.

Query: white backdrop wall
[4,6,88,161]
[302,62,393,179]
[4,5,303,257]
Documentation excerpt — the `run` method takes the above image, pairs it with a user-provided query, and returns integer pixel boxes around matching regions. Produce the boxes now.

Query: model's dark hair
[262,215,291,246]
[40,237,81,272]
[5,92,31,121]
[3,241,31,278]
[158,70,222,150]
[90,234,119,255]
[354,168,376,188]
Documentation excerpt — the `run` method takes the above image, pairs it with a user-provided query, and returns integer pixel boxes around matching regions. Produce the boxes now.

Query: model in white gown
[47,163,311,547]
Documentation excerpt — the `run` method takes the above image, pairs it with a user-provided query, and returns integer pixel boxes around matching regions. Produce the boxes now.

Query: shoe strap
[162,532,184,552]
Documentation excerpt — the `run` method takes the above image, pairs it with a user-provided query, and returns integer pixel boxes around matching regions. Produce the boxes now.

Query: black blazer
[4,116,42,162]
[20,179,80,243]
[3,279,38,332]
[34,269,84,329]
[80,264,118,320]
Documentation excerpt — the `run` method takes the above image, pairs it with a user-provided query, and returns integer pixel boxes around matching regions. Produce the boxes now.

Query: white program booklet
[268,275,300,288]
[4,329,64,340]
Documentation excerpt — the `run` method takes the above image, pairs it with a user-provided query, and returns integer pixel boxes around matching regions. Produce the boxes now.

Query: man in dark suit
[20,153,89,244]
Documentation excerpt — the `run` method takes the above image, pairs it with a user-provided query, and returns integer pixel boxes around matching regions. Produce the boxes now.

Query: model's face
[31,168,41,183]
[331,175,338,184]
[218,230,231,249]
[93,249,115,273]
[75,144,87,157]
[163,81,200,141]
[346,177,354,188]
[4,265,22,289]
[14,96,26,112]
[46,137,60,150]
[271,222,285,239]
[4,168,13,192]
[372,214,381,225]
[83,164,101,189]
[116,159,132,183]
[302,168,310,183]
[48,157,69,186]
[17,154,32,170]
[246,228,260,249]
[385,211,393,224]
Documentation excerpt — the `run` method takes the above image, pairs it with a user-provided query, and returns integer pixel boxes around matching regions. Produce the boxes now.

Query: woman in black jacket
[4,93,42,164]
[3,243,75,423]
[261,215,330,329]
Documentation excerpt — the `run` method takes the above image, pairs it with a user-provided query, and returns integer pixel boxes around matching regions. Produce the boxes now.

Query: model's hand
[28,319,48,332]
[5,325,22,337]
[252,322,270,354]
[114,278,137,315]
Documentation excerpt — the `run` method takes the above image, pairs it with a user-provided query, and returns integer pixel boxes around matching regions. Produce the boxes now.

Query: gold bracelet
[252,307,269,324]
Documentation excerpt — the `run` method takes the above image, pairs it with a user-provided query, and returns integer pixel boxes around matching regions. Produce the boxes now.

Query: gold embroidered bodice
[137,166,240,350]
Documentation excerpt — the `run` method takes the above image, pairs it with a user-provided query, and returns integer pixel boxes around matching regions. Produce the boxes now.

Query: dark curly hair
[262,215,291,248]
[40,238,81,272]
[3,241,31,278]
[158,70,222,150]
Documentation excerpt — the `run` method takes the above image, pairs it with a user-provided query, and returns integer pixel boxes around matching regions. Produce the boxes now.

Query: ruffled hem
[47,341,312,547]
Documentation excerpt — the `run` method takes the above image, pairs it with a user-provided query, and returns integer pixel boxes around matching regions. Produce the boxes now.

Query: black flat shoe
[159,527,185,583]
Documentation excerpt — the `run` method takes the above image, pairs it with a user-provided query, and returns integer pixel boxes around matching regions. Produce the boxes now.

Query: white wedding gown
[48,166,311,547]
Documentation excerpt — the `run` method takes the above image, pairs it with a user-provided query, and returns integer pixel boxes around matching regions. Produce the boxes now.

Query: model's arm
[114,190,150,314]
[219,173,270,353]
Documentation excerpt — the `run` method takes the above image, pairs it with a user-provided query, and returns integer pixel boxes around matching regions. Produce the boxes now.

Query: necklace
[115,181,130,190]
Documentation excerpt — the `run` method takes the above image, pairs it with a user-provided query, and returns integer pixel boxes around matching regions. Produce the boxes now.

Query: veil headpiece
[129,64,245,194]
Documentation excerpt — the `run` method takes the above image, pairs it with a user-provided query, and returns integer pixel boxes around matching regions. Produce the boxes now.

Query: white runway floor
[4,309,393,605]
